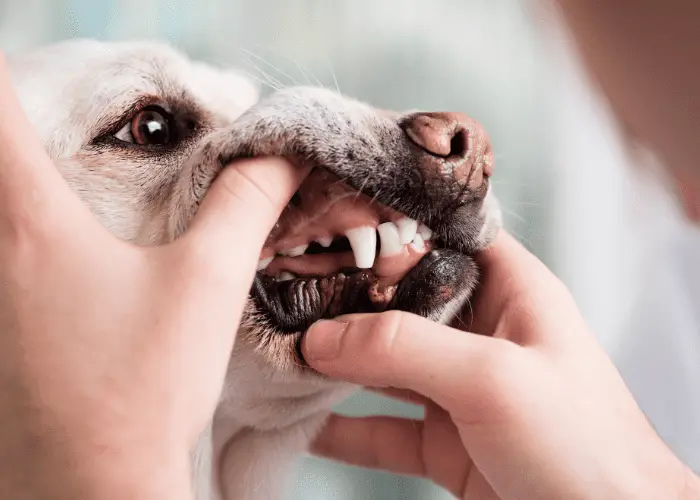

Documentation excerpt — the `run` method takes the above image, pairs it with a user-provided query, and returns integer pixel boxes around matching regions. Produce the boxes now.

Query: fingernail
[303,320,349,362]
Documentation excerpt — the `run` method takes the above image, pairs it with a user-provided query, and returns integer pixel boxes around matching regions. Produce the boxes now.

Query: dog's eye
[114,107,174,146]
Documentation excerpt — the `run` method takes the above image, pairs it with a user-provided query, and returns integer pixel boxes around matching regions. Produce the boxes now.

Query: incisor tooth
[257,257,273,271]
[278,271,296,281]
[345,226,377,269]
[280,245,308,257]
[418,223,433,241]
[396,218,418,245]
[316,236,333,248]
[377,222,403,257]
[411,233,425,252]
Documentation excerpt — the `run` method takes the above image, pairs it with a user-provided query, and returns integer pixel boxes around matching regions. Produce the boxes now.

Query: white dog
[6,39,501,500]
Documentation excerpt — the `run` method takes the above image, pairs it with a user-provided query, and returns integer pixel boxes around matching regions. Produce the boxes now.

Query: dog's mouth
[252,168,480,333]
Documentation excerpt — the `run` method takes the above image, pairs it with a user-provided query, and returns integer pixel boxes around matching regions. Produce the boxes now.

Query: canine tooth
[396,218,418,245]
[280,245,308,257]
[345,226,377,269]
[377,222,403,257]
[411,233,426,252]
[316,236,333,248]
[257,257,273,271]
[278,272,296,281]
[418,223,433,241]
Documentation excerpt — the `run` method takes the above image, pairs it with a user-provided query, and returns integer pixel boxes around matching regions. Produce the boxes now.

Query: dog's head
[8,39,501,427]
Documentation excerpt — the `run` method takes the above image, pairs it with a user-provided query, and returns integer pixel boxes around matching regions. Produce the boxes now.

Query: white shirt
[613,223,700,472]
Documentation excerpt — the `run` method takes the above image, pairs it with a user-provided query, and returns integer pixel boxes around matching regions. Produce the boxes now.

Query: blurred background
[2,0,698,498]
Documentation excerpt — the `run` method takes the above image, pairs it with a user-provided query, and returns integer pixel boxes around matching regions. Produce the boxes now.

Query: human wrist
[76,439,193,500]
[58,420,194,500]
[0,410,193,500]
[680,465,700,500]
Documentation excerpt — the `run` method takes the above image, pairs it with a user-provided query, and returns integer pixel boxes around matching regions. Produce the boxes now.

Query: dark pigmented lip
[251,248,476,334]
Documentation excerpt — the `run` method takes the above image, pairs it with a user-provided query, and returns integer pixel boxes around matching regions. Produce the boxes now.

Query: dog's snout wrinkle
[402,111,493,191]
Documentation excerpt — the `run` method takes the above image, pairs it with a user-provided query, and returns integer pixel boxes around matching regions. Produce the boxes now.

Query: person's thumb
[301,311,515,411]
[181,156,309,261]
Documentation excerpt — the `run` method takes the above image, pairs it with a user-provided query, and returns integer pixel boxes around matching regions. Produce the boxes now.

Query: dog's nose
[401,112,493,191]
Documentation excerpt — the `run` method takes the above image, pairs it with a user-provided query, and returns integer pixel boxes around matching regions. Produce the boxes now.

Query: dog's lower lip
[251,247,472,334]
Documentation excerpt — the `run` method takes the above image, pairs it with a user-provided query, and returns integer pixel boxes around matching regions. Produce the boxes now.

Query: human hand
[302,231,700,499]
[0,52,305,500]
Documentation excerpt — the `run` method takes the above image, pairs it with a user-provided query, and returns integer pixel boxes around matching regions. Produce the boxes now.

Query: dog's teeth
[396,218,418,245]
[316,237,333,248]
[345,226,377,269]
[418,223,433,241]
[278,271,296,281]
[257,257,273,271]
[280,245,308,257]
[377,222,403,257]
[411,233,426,252]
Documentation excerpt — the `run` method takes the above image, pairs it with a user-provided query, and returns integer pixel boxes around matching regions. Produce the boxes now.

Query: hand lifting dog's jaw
[6,39,501,500]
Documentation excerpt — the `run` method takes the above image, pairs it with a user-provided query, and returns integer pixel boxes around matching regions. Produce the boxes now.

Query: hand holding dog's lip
[302,232,695,500]
[0,53,310,499]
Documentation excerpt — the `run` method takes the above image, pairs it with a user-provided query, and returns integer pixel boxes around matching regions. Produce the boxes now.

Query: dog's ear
[187,61,260,118]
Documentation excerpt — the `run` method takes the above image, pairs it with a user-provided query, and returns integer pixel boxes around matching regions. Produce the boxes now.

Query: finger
[311,414,427,478]
[467,230,583,345]
[474,230,571,312]
[0,51,86,227]
[301,311,516,410]
[181,156,309,262]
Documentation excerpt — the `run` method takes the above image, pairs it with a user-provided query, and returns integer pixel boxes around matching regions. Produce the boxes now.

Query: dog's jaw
[7,40,502,500]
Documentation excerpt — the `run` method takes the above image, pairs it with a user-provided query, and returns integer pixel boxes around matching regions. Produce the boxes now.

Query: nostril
[449,128,469,158]
[402,113,471,160]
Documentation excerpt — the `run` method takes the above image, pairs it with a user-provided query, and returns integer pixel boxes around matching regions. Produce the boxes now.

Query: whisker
[324,55,341,94]
[239,51,288,90]
[500,206,526,224]
[247,43,324,88]
[290,57,314,86]
[237,67,281,92]
[369,189,383,206]
[240,57,285,91]
[305,64,325,89]
[240,47,300,87]
[353,175,372,201]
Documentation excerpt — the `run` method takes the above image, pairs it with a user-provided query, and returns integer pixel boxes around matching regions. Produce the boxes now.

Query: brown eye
[131,108,171,145]
[114,107,174,146]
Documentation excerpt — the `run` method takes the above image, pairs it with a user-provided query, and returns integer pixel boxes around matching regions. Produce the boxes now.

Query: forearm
[0,408,193,500]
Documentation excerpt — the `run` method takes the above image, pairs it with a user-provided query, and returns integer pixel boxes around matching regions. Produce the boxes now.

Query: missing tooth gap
[289,190,302,207]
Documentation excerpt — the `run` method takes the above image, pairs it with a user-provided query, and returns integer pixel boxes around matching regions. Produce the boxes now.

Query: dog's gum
[265,241,431,283]
[262,169,402,256]
[266,252,356,277]
[372,242,431,284]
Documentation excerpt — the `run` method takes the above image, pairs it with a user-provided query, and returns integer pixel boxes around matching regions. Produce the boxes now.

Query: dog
[6,39,502,500]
